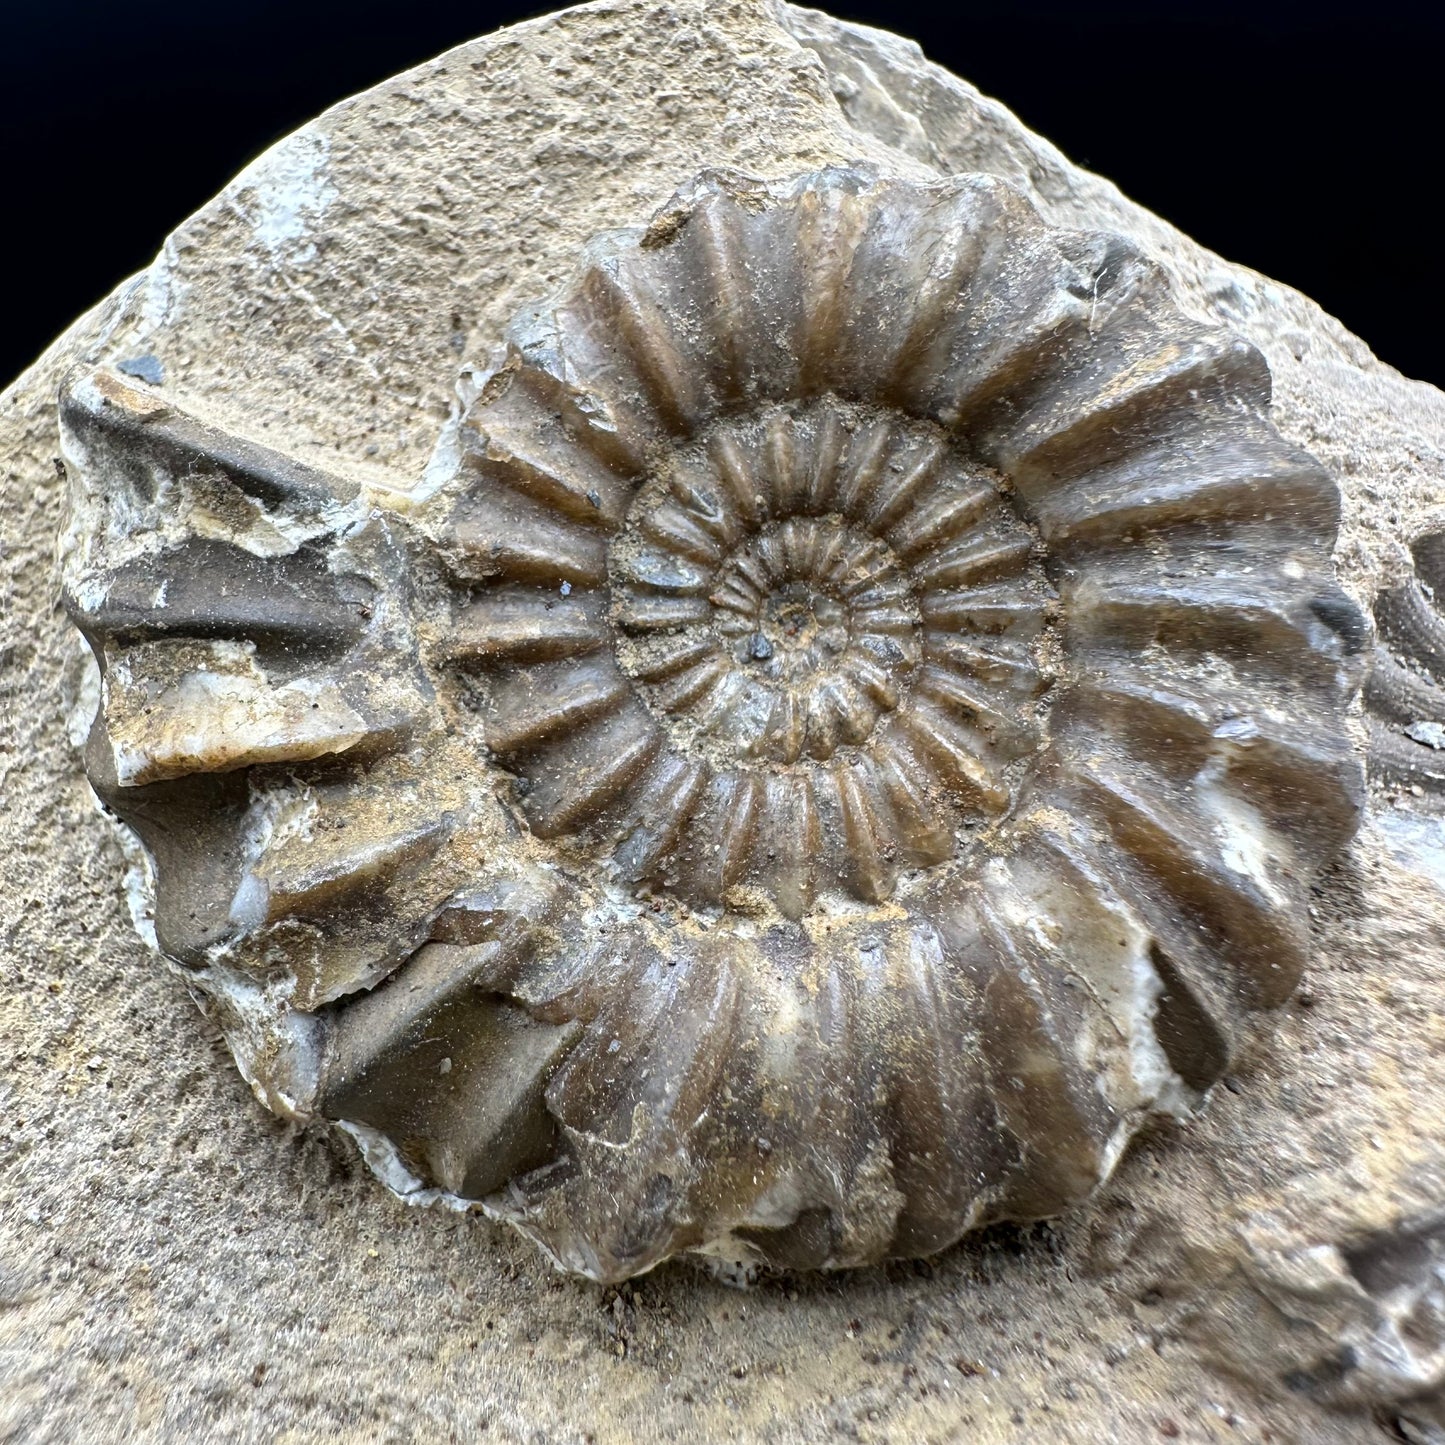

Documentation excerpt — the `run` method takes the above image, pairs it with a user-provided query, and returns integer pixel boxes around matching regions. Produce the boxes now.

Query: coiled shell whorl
[61,167,1369,1282]
[1367,525,1445,801]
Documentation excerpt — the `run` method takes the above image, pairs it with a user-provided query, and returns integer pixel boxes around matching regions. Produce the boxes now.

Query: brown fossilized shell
[1367,527,1445,801]
[62,168,1370,1282]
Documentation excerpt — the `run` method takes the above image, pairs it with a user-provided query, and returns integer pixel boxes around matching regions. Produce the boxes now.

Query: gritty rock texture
[2,2,1443,1441]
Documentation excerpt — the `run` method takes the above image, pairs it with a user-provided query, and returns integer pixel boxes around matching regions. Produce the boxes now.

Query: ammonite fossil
[1367,526,1445,803]
[62,167,1369,1282]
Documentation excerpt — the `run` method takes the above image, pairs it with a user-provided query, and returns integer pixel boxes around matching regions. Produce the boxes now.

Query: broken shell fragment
[1367,528,1445,800]
[62,168,1368,1282]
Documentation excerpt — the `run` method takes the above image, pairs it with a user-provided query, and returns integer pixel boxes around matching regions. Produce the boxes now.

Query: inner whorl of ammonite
[61,165,1371,1284]
[467,394,1054,908]
[621,502,924,765]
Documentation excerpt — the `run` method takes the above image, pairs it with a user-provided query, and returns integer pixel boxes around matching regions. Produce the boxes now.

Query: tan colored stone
[3,3,1443,1440]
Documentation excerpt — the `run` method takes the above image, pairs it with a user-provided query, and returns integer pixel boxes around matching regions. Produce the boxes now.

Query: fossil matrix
[62,167,1368,1282]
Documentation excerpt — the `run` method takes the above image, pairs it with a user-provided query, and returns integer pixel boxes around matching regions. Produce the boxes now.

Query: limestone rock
[3,3,1442,1440]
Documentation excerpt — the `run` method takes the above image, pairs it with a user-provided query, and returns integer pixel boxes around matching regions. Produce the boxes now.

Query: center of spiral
[712,516,914,702]
[614,499,922,765]
[606,398,1051,791]
[751,585,846,674]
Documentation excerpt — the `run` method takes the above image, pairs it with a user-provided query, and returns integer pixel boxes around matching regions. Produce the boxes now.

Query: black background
[3,1,1441,387]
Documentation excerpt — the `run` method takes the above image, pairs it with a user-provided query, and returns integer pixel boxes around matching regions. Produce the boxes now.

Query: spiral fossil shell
[62,167,1369,1282]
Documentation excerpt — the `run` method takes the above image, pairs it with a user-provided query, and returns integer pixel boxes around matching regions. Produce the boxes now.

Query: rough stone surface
[2,2,1442,1440]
